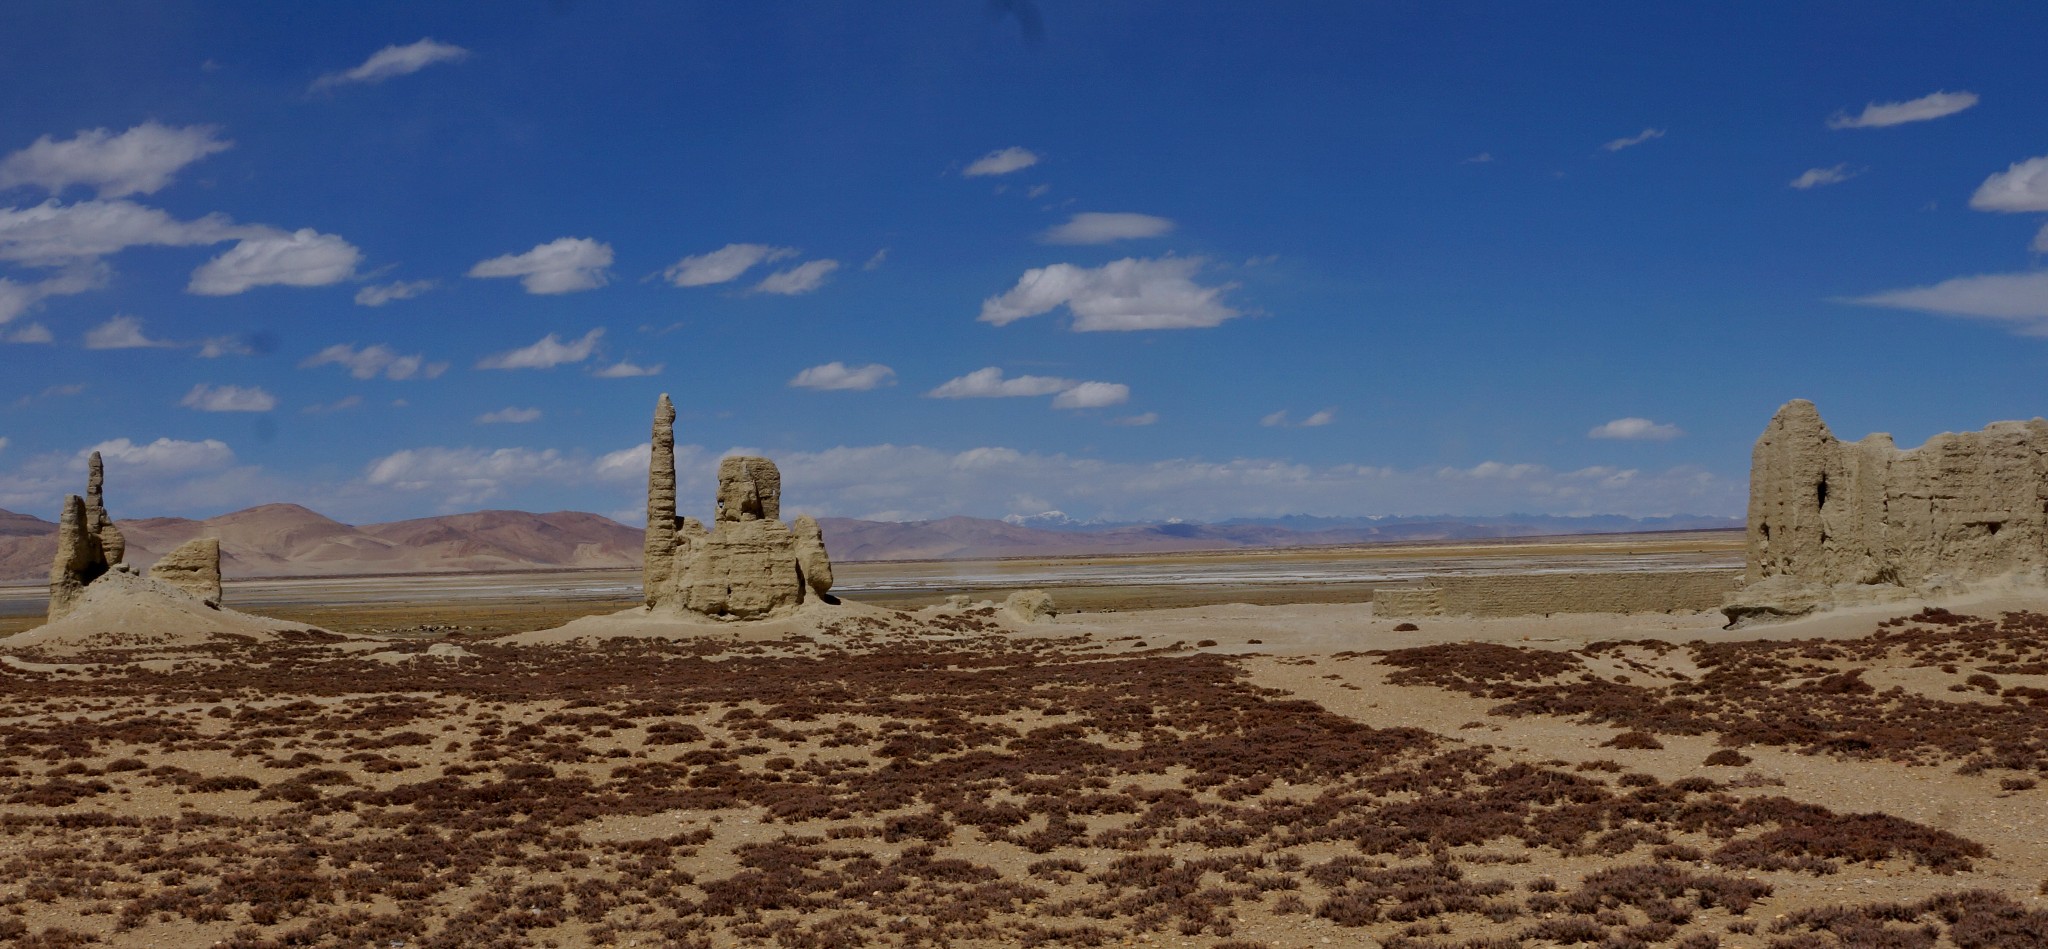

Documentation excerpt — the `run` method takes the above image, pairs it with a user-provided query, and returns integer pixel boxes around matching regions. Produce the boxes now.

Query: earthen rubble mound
[1724,399,2048,625]
[9,454,325,652]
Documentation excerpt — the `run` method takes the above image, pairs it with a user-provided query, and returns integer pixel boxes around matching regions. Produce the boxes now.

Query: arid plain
[5,534,2048,948]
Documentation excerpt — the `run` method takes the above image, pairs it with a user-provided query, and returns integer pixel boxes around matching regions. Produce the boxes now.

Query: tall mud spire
[85,451,125,564]
[643,394,678,607]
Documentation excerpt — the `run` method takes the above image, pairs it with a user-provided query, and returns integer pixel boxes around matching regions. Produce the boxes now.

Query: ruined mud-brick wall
[1373,570,1742,619]
[1744,400,2048,591]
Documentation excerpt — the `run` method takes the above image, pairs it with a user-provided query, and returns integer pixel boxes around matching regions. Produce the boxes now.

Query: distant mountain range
[0,504,1740,581]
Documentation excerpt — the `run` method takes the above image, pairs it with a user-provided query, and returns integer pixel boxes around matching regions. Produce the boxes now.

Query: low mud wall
[1373,569,1742,618]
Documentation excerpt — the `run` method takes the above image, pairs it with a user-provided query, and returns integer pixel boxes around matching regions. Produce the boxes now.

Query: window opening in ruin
[1815,475,1828,508]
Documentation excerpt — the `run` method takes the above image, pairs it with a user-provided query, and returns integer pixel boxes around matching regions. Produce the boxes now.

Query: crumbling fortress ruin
[47,452,225,619]
[641,394,834,619]
[1723,399,2048,623]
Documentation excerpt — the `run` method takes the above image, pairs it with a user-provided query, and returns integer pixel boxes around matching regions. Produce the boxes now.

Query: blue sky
[1,2,2044,525]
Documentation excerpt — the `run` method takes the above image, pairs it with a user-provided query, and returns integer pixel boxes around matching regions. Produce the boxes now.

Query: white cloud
[1602,128,1665,152]
[477,328,604,370]
[1790,164,1857,189]
[1828,90,1979,129]
[927,367,1074,399]
[83,315,176,349]
[197,335,253,358]
[1845,270,2048,334]
[752,444,1741,521]
[300,343,448,380]
[1039,212,1175,245]
[312,38,470,91]
[790,361,896,391]
[1110,412,1158,427]
[0,436,281,515]
[1462,152,1494,164]
[3,322,52,343]
[2035,223,2048,255]
[354,279,434,306]
[662,243,796,287]
[179,383,277,412]
[0,264,104,323]
[0,122,231,198]
[593,359,662,378]
[1050,381,1130,409]
[90,436,234,475]
[468,237,612,294]
[477,406,542,424]
[302,395,363,414]
[0,437,7,454]
[363,443,643,506]
[0,200,259,266]
[188,228,361,295]
[863,248,889,271]
[963,146,1040,177]
[1969,156,2048,213]
[1262,408,1336,428]
[10,383,83,408]
[1588,417,1683,441]
[980,256,1241,331]
[753,259,839,295]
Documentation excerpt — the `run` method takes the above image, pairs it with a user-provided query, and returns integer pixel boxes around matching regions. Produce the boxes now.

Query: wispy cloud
[1039,212,1175,245]
[477,328,604,370]
[476,406,542,424]
[963,146,1040,177]
[300,343,448,380]
[0,264,105,324]
[0,200,262,266]
[1602,128,1665,152]
[593,359,662,378]
[1845,270,2048,335]
[790,361,896,391]
[926,367,1129,410]
[753,259,839,295]
[180,383,277,412]
[981,256,1241,331]
[1049,381,1129,409]
[1828,90,1978,129]
[2,322,53,344]
[0,122,231,198]
[311,38,470,92]
[1261,408,1336,428]
[302,395,363,415]
[928,367,1073,398]
[188,228,361,295]
[1969,156,2048,213]
[83,315,176,350]
[1588,417,1683,441]
[355,279,434,307]
[1790,164,1858,190]
[469,237,612,294]
[1110,412,1159,427]
[663,243,797,287]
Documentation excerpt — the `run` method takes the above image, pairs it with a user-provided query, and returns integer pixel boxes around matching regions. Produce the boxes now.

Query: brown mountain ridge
[0,503,1738,582]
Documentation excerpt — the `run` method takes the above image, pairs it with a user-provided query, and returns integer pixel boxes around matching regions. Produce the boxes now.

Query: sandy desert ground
[4,538,2047,948]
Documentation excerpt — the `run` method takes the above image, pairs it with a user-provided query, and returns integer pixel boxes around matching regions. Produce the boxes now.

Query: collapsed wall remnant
[642,395,834,619]
[46,452,224,620]
[1723,399,2048,624]
[149,538,224,605]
